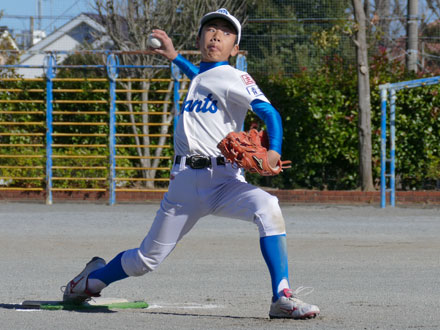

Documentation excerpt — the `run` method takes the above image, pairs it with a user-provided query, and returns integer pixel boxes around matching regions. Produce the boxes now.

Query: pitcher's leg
[212,181,289,299]
[65,194,203,301]
[122,194,202,276]
[212,180,285,236]
[260,234,290,301]
[87,252,128,293]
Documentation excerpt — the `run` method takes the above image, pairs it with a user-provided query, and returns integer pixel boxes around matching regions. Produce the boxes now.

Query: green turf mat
[22,300,148,311]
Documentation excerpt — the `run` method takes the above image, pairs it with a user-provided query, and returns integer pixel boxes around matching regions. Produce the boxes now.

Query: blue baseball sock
[260,234,290,302]
[88,251,129,286]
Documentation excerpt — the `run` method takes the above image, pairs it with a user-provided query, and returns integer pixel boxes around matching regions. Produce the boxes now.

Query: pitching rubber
[21,297,148,310]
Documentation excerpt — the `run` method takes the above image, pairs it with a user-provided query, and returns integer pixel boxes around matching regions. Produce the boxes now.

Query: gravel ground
[0,203,439,330]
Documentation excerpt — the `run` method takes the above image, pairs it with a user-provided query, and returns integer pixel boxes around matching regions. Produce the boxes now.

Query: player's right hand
[150,29,178,61]
[267,150,281,169]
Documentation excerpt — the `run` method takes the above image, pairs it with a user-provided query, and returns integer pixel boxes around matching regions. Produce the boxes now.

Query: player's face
[197,19,239,62]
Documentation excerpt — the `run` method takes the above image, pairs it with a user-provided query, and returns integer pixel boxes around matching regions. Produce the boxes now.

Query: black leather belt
[175,155,226,169]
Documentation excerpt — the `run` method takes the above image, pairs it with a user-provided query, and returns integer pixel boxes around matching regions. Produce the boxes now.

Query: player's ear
[230,44,239,57]
[196,35,200,49]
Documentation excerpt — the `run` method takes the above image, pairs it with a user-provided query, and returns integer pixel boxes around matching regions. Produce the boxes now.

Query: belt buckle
[189,156,209,169]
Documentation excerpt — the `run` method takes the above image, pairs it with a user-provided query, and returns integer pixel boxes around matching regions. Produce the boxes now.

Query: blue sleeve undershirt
[250,99,283,155]
[172,54,199,80]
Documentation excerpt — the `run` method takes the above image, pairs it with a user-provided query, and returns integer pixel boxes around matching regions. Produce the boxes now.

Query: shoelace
[283,286,315,302]
[59,285,96,303]
[291,286,314,297]
[60,285,99,302]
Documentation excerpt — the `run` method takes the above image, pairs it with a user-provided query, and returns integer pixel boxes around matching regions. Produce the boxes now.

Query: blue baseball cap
[198,8,242,44]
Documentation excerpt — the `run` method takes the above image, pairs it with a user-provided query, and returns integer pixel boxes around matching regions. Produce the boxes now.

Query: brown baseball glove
[217,129,291,176]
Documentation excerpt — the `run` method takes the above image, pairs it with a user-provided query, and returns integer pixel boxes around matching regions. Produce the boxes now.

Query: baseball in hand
[147,34,162,49]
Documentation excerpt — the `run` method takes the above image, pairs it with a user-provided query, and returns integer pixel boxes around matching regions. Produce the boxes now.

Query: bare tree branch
[90,0,249,188]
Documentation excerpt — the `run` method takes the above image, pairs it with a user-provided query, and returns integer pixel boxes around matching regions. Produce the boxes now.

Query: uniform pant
[121,157,286,277]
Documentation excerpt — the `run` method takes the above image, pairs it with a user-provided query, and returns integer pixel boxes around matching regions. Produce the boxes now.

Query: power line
[2,14,76,20]
[43,2,80,31]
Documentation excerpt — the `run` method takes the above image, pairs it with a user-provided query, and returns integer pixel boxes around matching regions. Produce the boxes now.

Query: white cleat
[269,288,320,319]
[62,257,106,304]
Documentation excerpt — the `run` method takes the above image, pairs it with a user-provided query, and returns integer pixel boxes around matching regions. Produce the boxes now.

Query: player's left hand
[217,129,292,176]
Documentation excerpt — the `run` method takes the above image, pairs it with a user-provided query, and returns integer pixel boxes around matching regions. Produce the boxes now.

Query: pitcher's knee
[253,195,286,237]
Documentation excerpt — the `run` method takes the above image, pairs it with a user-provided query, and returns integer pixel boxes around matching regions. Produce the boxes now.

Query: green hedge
[246,53,440,190]
[1,53,439,191]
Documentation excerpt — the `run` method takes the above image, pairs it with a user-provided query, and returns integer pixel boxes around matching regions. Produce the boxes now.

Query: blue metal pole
[390,89,397,207]
[384,76,440,91]
[109,79,116,205]
[235,54,248,72]
[236,54,247,137]
[0,64,168,69]
[106,54,119,205]
[44,54,56,205]
[236,54,248,177]
[380,88,388,208]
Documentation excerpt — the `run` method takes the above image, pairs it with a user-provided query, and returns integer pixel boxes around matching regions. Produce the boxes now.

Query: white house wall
[17,34,78,78]
[17,14,107,78]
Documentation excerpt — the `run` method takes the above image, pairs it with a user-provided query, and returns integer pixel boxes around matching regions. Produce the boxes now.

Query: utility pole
[36,0,42,30]
[406,0,418,73]
[30,16,34,48]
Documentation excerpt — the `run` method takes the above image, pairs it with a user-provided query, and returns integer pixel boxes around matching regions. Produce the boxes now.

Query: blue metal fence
[0,52,248,205]
[379,76,440,208]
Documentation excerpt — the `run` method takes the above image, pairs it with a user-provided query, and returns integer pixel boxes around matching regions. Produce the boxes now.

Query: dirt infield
[0,203,439,330]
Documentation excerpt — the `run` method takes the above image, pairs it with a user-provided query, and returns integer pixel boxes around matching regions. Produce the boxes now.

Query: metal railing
[379,75,440,207]
[0,76,46,194]
[0,52,248,205]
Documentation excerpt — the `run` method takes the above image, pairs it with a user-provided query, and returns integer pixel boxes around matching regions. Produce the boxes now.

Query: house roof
[19,13,109,64]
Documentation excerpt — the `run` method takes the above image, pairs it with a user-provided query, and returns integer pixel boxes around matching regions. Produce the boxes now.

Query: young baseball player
[62,8,320,319]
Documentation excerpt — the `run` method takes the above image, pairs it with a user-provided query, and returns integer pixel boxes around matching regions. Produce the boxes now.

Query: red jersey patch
[241,74,255,86]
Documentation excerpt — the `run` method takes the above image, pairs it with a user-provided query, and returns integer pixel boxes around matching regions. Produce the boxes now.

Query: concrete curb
[1,189,439,205]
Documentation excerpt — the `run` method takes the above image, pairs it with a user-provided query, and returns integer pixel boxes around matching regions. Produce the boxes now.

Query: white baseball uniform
[174,64,269,156]
[68,10,317,316]
[121,60,286,276]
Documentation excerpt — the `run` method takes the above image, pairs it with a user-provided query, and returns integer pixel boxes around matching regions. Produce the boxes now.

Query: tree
[0,11,20,77]
[374,0,391,49]
[426,0,440,18]
[92,0,248,188]
[243,0,352,74]
[420,14,440,73]
[352,0,375,191]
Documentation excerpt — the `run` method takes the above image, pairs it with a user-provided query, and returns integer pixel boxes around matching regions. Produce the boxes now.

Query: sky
[1,0,92,35]
[2,1,439,38]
